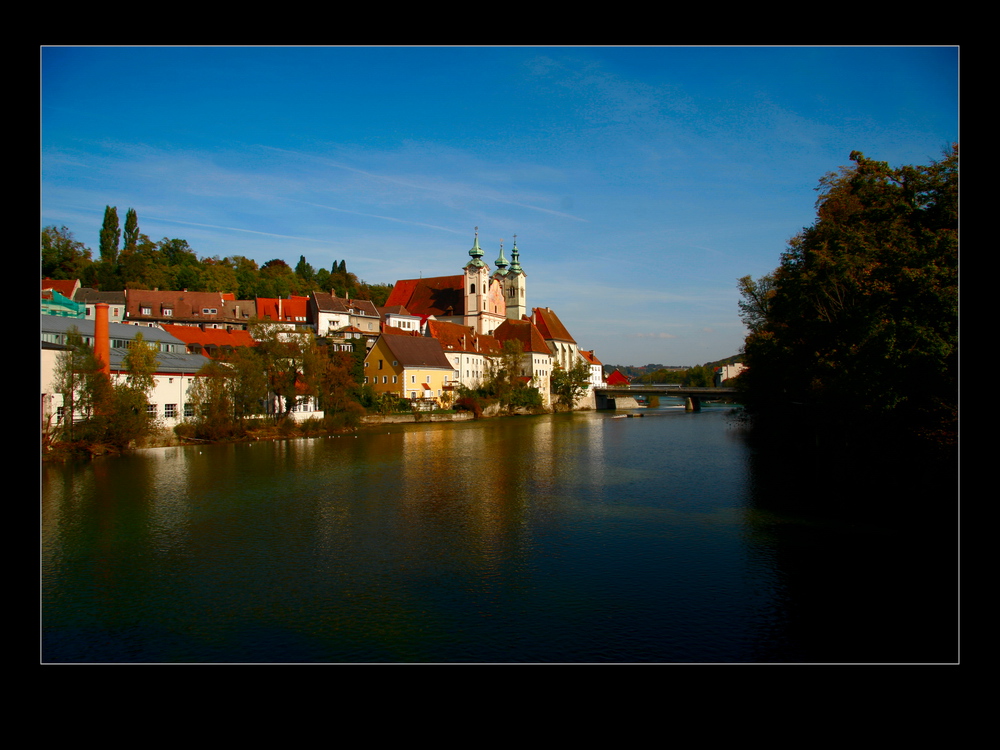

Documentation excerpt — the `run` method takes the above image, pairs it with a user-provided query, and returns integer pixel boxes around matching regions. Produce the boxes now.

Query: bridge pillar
[685,396,701,412]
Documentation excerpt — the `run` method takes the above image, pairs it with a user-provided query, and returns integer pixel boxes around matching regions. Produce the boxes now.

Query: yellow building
[364,333,456,408]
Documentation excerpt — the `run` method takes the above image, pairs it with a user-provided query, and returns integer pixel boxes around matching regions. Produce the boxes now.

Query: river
[41,402,958,663]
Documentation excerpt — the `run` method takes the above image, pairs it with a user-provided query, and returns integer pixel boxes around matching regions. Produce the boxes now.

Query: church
[384,229,527,336]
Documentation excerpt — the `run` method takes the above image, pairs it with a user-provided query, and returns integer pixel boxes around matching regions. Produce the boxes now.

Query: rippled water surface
[42,405,957,663]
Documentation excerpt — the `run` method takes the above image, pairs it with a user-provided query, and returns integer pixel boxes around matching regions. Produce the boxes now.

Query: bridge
[594,385,740,412]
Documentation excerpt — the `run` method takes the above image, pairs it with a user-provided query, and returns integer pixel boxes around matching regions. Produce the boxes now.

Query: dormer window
[140,306,151,316]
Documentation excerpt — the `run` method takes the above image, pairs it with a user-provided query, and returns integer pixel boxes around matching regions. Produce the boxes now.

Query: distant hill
[604,355,742,378]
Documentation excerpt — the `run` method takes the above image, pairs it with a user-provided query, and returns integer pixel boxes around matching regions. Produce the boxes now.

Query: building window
[165,404,177,418]
[184,404,194,417]
[393,376,398,384]
[147,404,158,416]
[378,359,383,370]
[141,307,151,316]
[382,376,388,384]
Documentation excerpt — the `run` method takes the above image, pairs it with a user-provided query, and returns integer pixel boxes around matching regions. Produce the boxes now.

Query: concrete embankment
[361,412,474,425]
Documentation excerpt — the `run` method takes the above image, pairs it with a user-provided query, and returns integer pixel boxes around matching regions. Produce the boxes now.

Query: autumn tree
[104,333,159,449]
[42,226,92,280]
[52,327,104,442]
[251,320,314,419]
[738,146,958,450]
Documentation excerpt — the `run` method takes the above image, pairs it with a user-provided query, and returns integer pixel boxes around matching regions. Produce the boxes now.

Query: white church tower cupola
[464,227,503,334]
[503,235,527,321]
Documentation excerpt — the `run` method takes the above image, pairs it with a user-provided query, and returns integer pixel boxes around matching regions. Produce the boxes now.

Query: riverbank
[42,403,584,460]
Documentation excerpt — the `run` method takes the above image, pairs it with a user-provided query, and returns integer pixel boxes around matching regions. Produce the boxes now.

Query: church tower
[463,228,492,334]
[503,235,527,321]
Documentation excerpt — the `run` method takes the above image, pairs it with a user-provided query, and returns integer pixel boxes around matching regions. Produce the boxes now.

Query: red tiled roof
[256,296,310,321]
[161,324,256,357]
[493,318,550,354]
[606,369,630,385]
[126,289,229,320]
[385,275,465,318]
[42,278,79,299]
[530,307,576,344]
[580,349,602,366]
[426,319,501,355]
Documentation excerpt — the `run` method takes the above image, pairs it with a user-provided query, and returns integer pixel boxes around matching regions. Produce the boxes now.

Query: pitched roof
[42,278,81,299]
[378,335,454,369]
[426,319,502,356]
[493,318,550,354]
[385,275,465,318]
[160,324,256,355]
[75,287,126,304]
[256,296,310,321]
[126,289,230,321]
[311,292,380,317]
[606,369,630,385]
[580,349,602,366]
[530,307,576,344]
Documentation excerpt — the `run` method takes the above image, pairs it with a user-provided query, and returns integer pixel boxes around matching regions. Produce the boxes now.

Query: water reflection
[41,407,956,663]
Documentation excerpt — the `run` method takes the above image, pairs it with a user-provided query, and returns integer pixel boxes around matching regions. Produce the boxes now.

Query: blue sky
[41,46,958,366]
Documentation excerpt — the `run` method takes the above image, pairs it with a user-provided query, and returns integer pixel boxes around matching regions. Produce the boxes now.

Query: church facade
[384,229,528,337]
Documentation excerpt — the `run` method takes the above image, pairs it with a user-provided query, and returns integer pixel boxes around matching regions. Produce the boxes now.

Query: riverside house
[364,334,456,409]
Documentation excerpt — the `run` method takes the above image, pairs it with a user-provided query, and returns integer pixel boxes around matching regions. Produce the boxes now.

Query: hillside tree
[99,206,120,265]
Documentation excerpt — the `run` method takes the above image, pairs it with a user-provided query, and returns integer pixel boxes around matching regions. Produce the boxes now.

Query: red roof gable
[530,307,576,344]
[42,278,80,299]
[493,318,550,354]
[606,369,630,385]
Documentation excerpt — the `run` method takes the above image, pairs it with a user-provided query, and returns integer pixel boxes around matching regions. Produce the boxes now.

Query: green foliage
[43,214,391,299]
[457,340,545,414]
[123,333,158,394]
[737,272,777,334]
[739,146,958,449]
[551,358,592,408]
[123,208,139,256]
[52,326,157,450]
[186,360,236,440]
[99,206,120,265]
[682,364,714,388]
[42,226,92,280]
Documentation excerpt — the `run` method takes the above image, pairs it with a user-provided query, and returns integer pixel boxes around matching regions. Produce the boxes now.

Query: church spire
[466,227,487,269]
[494,239,509,276]
[508,235,523,274]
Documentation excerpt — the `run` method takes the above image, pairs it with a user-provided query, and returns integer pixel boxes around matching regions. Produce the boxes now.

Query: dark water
[41,404,958,663]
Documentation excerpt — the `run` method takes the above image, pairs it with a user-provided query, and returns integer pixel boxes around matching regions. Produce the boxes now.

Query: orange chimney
[95,303,111,377]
